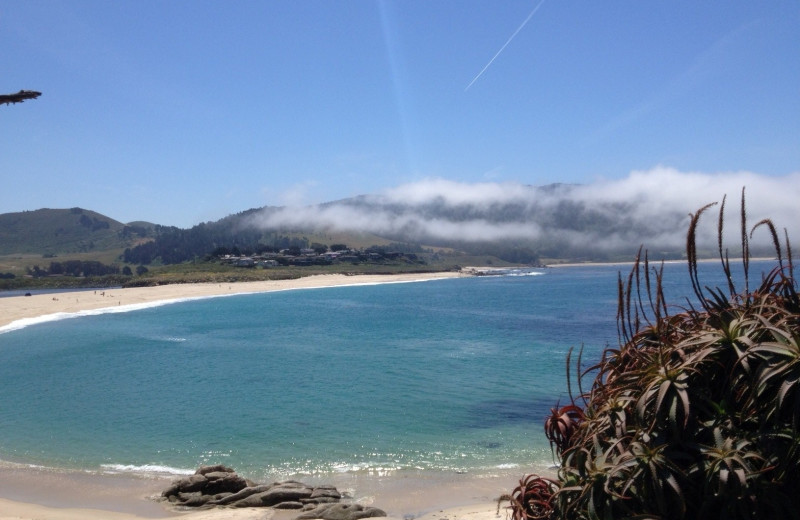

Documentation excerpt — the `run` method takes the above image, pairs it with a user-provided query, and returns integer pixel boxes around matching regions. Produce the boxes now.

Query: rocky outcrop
[161,466,386,519]
[296,503,389,520]
[160,465,249,500]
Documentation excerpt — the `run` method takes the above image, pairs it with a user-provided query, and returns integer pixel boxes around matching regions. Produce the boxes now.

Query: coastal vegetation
[1,246,521,291]
[511,194,799,519]
[0,257,468,291]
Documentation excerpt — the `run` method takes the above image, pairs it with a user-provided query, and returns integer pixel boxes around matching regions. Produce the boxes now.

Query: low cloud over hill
[246,167,800,257]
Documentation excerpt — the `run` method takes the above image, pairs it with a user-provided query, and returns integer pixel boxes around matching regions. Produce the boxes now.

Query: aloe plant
[510,473,560,520]
[511,192,799,520]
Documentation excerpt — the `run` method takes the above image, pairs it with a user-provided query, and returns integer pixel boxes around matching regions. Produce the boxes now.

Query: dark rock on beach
[209,483,274,506]
[161,466,386,518]
[297,503,388,520]
[161,465,248,500]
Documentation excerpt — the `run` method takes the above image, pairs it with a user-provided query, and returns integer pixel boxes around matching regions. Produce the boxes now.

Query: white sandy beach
[0,272,464,330]
[0,271,525,520]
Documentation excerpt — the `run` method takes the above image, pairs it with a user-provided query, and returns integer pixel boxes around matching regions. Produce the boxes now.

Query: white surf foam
[0,295,231,335]
[100,463,195,476]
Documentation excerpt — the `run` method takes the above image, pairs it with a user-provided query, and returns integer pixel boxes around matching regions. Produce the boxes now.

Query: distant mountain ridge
[3,184,760,264]
[0,207,153,256]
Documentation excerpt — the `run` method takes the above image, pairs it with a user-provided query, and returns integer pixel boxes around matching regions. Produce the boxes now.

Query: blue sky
[2,1,798,228]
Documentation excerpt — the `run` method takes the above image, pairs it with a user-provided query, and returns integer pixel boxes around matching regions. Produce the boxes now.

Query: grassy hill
[0,207,152,256]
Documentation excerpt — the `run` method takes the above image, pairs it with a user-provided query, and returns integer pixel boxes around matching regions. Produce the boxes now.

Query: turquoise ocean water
[0,261,775,483]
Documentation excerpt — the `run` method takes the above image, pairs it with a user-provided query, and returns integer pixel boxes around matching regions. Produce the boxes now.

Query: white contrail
[465,0,547,91]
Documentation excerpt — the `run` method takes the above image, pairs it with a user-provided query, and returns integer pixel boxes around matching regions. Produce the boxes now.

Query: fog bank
[247,167,799,253]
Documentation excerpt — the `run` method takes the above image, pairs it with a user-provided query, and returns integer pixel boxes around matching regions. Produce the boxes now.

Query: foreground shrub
[513,193,799,520]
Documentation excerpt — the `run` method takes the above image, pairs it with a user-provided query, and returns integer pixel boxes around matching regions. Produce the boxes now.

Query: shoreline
[0,271,465,331]
[0,463,532,520]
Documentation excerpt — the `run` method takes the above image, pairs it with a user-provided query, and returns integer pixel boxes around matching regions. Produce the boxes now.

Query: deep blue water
[0,261,777,481]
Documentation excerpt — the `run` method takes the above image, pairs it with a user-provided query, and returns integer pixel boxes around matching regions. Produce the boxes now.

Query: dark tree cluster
[78,214,110,231]
[120,225,152,239]
[28,260,120,278]
[123,220,311,265]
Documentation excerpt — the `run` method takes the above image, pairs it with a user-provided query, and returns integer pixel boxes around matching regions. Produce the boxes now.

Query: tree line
[27,261,149,278]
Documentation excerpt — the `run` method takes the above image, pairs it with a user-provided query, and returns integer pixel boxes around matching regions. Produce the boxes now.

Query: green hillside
[0,207,151,256]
